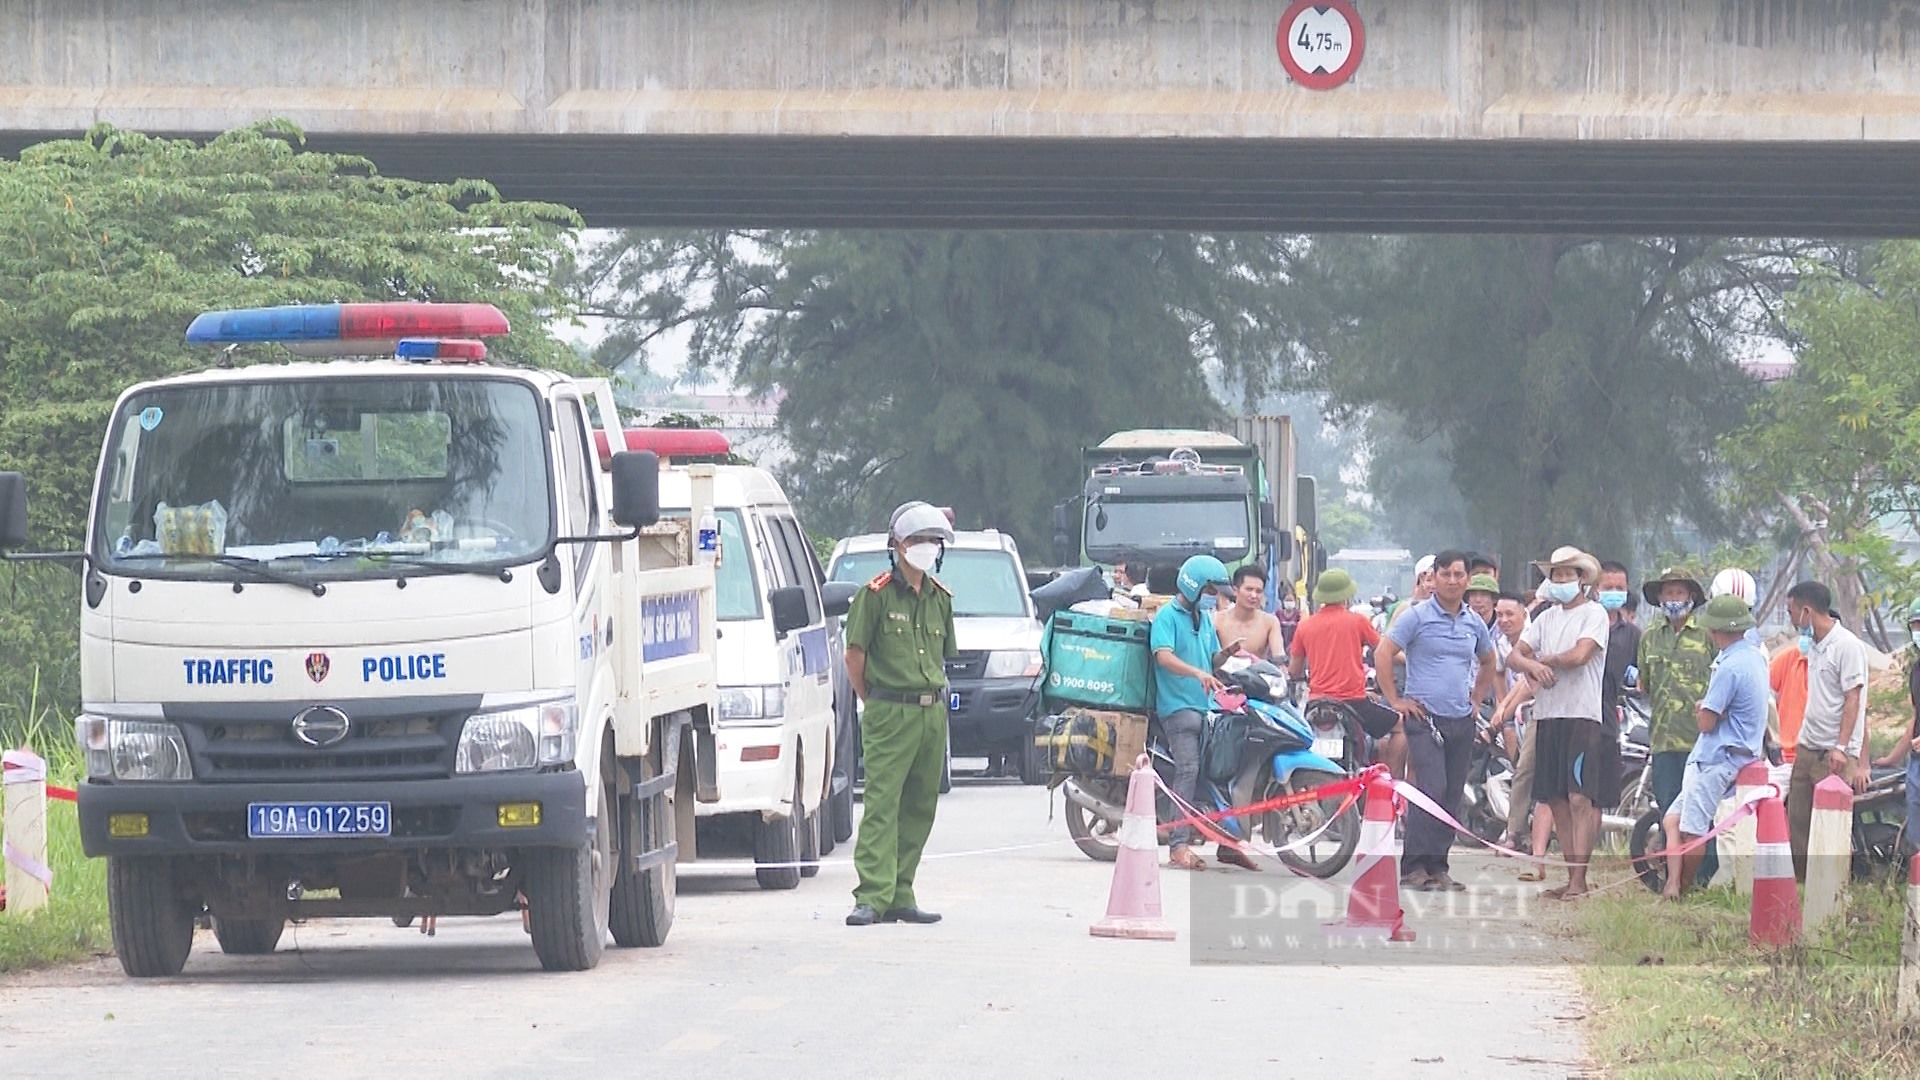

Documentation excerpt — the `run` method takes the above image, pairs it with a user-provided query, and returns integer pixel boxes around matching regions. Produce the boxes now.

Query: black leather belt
[867,688,947,707]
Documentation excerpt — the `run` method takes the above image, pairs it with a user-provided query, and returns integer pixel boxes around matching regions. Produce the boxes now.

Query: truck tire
[831,730,858,845]
[754,774,804,891]
[525,779,612,971]
[107,856,196,978]
[213,916,285,955]
[609,756,675,948]
[800,804,823,879]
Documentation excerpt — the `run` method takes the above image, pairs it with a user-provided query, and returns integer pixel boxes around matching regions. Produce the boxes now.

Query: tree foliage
[1273,235,1814,581]
[0,122,579,730]
[573,231,1292,555]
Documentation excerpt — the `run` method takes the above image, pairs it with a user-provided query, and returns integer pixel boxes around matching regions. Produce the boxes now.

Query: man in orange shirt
[1289,568,1406,777]
[1770,644,1808,764]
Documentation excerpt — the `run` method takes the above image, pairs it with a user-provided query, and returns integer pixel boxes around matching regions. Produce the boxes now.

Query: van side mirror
[609,450,660,529]
[769,585,810,638]
[0,472,26,550]
[820,580,858,619]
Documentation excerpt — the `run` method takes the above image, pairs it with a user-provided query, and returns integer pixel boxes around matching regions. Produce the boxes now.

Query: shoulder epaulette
[866,571,893,592]
[927,574,952,595]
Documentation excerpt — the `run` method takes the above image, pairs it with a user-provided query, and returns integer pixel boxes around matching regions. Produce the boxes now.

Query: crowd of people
[1154,545,1914,902]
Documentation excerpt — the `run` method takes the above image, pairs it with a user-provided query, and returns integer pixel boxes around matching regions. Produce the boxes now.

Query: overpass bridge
[4,0,1920,233]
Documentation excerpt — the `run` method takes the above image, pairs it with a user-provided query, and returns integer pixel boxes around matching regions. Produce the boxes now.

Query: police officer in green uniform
[843,501,957,927]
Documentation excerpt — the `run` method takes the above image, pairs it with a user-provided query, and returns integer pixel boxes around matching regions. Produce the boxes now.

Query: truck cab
[0,303,716,977]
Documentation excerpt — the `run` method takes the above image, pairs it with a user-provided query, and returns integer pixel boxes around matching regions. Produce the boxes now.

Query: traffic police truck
[0,302,718,976]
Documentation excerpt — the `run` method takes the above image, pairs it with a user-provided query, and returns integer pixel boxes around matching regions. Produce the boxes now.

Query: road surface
[1,771,1593,1078]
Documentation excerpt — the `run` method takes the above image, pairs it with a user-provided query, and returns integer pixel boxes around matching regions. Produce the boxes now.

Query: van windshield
[831,549,1029,619]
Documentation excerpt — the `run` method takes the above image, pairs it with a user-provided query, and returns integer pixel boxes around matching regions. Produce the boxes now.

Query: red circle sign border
[1277,0,1366,91]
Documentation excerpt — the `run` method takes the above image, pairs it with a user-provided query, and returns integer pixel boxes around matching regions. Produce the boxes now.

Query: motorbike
[1058,659,1362,877]
[1628,762,1907,893]
[1456,694,1651,848]
[1600,695,1655,841]
[1460,714,1516,843]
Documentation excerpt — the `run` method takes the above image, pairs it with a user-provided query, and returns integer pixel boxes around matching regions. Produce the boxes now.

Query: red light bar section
[593,428,732,467]
[338,303,510,340]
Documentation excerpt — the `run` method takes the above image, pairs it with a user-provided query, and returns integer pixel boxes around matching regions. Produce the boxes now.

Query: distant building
[626,390,789,469]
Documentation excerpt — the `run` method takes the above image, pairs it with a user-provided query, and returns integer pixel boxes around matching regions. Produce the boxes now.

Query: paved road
[1,773,1592,1078]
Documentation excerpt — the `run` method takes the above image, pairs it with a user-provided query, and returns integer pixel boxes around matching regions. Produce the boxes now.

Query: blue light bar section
[186,305,344,344]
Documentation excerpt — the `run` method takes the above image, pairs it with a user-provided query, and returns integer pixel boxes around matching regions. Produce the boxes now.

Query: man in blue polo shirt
[1151,555,1250,872]
[1661,595,1769,899]
[1374,549,1499,892]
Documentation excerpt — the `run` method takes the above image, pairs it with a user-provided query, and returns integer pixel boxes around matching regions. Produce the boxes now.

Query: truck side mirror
[1295,476,1318,537]
[609,450,660,529]
[820,580,858,619]
[0,472,26,550]
[769,585,810,638]
[1272,531,1294,561]
[1315,546,1328,574]
[1259,500,1278,533]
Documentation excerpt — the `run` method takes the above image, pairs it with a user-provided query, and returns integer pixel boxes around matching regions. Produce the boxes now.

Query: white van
[603,434,854,891]
[828,529,1046,785]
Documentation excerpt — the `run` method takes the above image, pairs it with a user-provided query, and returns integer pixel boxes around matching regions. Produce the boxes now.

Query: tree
[572,231,1293,556]
[0,122,579,732]
[1721,241,1920,638]
[1274,235,1813,585]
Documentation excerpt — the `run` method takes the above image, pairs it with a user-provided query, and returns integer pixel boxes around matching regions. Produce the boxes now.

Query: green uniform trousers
[853,698,947,911]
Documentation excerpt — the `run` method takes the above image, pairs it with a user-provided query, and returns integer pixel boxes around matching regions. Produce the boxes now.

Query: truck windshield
[830,549,1029,618]
[1085,498,1250,558]
[93,376,552,578]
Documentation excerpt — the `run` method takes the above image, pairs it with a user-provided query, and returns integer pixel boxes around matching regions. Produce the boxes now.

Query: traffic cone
[1089,755,1176,941]
[1330,770,1415,942]
[1750,788,1801,948]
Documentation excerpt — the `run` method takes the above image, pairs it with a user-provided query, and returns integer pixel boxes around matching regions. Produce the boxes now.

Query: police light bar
[185,303,511,346]
[396,338,487,363]
[593,428,732,469]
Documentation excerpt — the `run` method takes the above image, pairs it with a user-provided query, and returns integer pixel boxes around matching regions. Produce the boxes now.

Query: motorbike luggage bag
[1041,610,1156,714]
[1204,710,1250,785]
[1037,711,1116,775]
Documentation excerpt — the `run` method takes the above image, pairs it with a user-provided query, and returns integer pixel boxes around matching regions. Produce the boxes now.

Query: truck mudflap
[76,771,589,858]
[619,709,689,873]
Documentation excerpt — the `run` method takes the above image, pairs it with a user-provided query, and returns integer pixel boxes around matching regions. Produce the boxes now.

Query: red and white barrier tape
[2,839,54,888]
[2,751,77,801]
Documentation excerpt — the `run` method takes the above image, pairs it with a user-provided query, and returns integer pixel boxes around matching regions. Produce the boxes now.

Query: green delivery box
[1041,610,1155,714]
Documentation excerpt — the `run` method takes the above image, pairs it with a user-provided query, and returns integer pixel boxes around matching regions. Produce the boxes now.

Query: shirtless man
[1213,565,1286,663]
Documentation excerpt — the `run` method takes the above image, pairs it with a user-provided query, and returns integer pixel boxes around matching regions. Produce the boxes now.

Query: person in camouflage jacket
[1638,567,1719,885]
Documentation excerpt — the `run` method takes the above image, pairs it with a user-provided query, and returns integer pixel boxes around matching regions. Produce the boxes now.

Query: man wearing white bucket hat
[1508,545,1611,900]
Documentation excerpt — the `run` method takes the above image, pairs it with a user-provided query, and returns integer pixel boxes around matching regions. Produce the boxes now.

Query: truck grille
[165,697,482,784]
[945,651,988,681]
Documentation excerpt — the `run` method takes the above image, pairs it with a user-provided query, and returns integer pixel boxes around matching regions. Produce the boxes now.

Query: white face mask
[902,542,940,572]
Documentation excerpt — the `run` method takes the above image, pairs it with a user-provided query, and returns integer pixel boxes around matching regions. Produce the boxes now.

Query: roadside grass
[0,679,111,973]
[1578,865,1920,1079]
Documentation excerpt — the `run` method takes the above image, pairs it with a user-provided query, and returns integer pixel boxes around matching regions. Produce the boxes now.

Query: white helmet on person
[1709,568,1757,603]
[889,501,954,544]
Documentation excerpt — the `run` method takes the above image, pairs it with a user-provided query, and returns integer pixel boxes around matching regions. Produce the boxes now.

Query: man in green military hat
[842,501,958,927]
[1637,566,1718,886]
[1660,594,1768,898]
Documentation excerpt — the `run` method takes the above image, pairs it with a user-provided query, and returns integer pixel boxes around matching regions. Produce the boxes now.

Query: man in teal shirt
[1151,555,1250,871]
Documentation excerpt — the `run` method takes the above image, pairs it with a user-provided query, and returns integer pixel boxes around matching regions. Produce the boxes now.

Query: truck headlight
[717,685,786,724]
[457,700,577,773]
[984,650,1044,680]
[76,715,192,782]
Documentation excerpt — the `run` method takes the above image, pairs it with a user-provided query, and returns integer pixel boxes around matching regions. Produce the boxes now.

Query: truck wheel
[939,746,953,795]
[800,804,823,880]
[609,762,676,948]
[525,779,612,971]
[753,774,804,891]
[1019,726,1048,786]
[831,740,857,845]
[213,916,285,955]
[107,856,196,978]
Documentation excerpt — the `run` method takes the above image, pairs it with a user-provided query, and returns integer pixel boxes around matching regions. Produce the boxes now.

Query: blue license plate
[247,801,391,839]
[949,692,962,712]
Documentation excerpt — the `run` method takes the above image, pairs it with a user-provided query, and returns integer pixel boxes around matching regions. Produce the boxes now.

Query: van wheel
[754,773,804,890]
[107,856,197,978]
[213,916,285,955]
[525,779,611,971]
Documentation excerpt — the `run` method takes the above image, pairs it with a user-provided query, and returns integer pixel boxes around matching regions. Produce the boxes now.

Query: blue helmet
[1176,555,1230,605]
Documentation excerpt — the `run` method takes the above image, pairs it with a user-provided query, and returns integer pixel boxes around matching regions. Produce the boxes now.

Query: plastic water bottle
[696,510,719,566]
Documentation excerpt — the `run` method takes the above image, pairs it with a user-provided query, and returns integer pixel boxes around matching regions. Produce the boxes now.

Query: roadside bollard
[1729,759,1770,896]
[1803,774,1853,935]
[2,748,52,915]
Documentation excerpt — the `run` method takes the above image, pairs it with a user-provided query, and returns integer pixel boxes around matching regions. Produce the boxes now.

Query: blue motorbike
[1201,661,1362,878]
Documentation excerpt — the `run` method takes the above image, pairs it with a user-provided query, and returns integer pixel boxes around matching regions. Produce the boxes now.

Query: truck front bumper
[77,771,589,858]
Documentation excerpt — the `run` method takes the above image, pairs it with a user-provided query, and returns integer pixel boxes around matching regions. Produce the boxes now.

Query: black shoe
[846,904,882,926]
[880,905,942,924]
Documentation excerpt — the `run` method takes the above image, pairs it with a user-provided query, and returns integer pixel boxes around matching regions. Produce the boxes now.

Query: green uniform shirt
[845,570,958,693]
[1637,615,1717,755]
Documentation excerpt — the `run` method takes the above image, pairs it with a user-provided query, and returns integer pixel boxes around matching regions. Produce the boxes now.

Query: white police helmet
[889,501,954,544]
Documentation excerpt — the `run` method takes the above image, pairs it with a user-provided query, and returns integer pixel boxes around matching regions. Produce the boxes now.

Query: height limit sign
[1278,1,1365,90]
